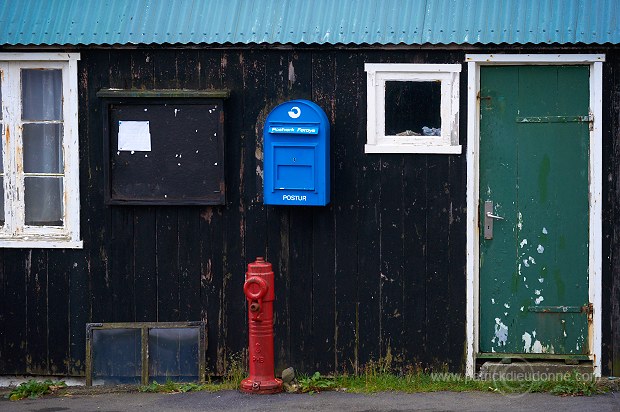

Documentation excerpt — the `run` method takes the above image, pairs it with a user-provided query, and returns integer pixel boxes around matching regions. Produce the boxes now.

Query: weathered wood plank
[48,250,83,375]
[26,250,48,374]
[287,51,315,373]
[105,50,136,323]
[220,50,247,366]
[604,54,620,376]
[200,206,225,374]
[264,50,291,372]
[403,155,429,366]
[334,52,363,373]
[156,207,181,322]
[176,50,200,89]
[178,207,202,320]
[425,154,452,369]
[311,50,337,372]
[358,50,387,370]
[3,251,28,374]
[150,50,181,323]
[447,158,467,371]
[0,250,5,372]
[176,51,203,321]
[109,209,135,321]
[127,50,157,322]
[78,50,111,375]
[379,154,405,368]
[134,208,158,322]
[242,49,268,263]
[196,49,226,374]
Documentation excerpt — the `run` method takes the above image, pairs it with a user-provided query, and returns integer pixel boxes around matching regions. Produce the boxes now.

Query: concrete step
[479,361,594,380]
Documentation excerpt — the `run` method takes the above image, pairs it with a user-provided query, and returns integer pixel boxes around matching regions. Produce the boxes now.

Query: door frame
[465,54,605,377]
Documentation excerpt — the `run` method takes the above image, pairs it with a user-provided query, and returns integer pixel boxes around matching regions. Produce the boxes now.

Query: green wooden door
[479,65,591,356]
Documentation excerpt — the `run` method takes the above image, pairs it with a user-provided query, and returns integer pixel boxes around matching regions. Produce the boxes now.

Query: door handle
[484,201,503,239]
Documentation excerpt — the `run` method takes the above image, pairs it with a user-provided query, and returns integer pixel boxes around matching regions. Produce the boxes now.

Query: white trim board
[465,54,604,378]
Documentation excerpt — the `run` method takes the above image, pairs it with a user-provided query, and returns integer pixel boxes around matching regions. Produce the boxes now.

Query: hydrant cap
[248,257,273,274]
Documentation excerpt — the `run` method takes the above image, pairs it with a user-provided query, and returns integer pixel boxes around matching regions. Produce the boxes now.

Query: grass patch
[329,370,607,396]
[139,380,211,393]
[134,369,609,397]
[139,352,248,393]
[5,379,67,401]
[220,352,246,390]
[333,372,489,394]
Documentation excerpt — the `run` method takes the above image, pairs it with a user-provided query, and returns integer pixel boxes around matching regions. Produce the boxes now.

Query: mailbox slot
[273,145,317,191]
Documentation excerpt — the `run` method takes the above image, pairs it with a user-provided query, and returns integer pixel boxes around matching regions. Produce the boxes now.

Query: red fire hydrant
[240,257,283,394]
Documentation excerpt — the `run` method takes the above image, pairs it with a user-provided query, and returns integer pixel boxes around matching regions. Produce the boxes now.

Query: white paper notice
[118,121,152,151]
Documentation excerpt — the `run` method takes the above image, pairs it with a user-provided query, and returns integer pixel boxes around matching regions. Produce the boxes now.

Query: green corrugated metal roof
[1,0,618,46]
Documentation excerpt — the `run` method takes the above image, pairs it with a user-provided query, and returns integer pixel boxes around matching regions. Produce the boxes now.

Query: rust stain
[201,207,213,223]
[202,258,213,283]
[79,66,88,91]
[239,146,246,214]
[63,188,69,222]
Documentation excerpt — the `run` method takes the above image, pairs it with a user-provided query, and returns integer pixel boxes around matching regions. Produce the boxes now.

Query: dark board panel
[105,101,225,204]
[0,46,618,379]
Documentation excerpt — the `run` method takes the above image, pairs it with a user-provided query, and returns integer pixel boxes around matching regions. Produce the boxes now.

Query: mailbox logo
[287,106,301,119]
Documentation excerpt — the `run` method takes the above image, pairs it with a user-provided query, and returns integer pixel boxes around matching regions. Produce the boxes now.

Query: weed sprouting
[5,379,67,401]
[298,372,337,393]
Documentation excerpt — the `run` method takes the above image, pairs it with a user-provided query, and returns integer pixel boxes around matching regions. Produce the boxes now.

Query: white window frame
[365,63,462,154]
[0,53,82,248]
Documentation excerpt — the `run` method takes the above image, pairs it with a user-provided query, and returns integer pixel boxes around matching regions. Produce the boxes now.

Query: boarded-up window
[99,90,229,205]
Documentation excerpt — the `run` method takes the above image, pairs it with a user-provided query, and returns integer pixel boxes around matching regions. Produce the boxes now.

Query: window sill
[365,144,462,154]
[0,237,83,249]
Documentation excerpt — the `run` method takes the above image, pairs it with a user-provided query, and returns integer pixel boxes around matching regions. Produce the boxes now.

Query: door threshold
[476,353,590,361]
[478,359,594,380]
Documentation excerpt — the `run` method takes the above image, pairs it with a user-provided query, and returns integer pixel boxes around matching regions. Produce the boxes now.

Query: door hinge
[581,303,594,323]
[588,112,594,131]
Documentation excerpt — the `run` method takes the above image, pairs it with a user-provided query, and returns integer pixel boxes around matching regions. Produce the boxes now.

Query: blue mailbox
[263,100,330,206]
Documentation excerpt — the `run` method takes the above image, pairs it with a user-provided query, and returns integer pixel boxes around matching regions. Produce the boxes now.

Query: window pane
[385,81,441,136]
[22,69,63,121]
[23,123,64,173]
[148,328,200,383]
[25,177,63,226]
[92,329,142,385]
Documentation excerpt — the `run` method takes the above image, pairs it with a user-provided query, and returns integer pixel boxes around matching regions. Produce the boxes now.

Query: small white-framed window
[0,53,82,248]
[365,63,461,154]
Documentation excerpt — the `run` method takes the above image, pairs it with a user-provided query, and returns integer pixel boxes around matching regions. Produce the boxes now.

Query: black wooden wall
[0,46,618,378]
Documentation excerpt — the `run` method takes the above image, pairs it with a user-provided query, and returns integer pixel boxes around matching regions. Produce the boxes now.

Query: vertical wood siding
[0,47,618,377]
